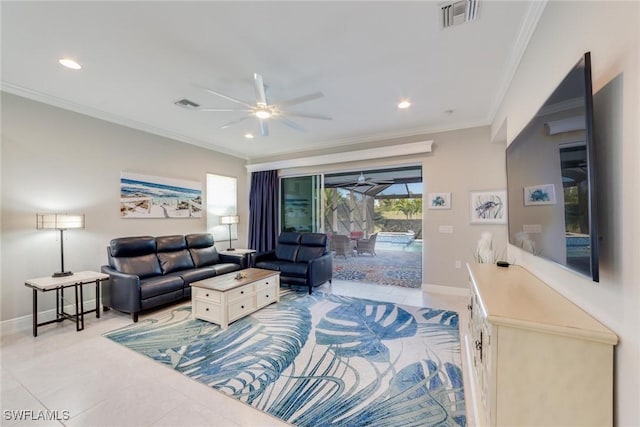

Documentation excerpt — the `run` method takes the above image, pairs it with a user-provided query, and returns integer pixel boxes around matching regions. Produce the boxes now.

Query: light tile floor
[1,280,471,427]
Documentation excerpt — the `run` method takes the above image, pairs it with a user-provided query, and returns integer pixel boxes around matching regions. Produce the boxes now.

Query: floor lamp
[36,213,85,277]
[220,215,239,251]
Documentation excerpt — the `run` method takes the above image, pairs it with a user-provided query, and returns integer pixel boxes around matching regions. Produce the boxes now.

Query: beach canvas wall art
[120,172,202,218]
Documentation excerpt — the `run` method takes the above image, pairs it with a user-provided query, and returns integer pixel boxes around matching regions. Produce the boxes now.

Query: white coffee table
[191,268,280,329]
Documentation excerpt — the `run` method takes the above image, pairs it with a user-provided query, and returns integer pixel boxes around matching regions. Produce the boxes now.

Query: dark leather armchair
[253,232,333,294]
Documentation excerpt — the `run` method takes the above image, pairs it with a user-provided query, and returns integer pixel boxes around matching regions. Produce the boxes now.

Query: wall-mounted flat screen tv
[506,52,599,282]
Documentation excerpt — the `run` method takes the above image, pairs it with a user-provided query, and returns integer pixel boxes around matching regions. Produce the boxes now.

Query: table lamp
[36,213,85,277]
[220,215,239,251]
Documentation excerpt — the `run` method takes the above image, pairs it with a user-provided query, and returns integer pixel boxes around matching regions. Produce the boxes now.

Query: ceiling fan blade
[254,73,268,106]
[220,116,252,129]
[193,83,255,109]
[259,119,269,136]
[277,117,306,132]
[277,92,324,108]
[279,110,332,120]
[197,108,251,112]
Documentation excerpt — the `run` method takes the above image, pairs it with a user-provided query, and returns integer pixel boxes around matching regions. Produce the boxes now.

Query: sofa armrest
[253,250,276,264]
[218,253,244,267]
[307,253,334,287]
[101,265,142,313]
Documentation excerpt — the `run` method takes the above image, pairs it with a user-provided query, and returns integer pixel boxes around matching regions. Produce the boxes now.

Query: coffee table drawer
[194,299,222,322]
[228,283,255,301]
[193,287,221,303]
[255,276,277,290]
[229,297,257,321]
[257,284,278,305]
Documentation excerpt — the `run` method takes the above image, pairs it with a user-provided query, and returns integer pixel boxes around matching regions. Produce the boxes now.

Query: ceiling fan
[186,73,331,137]
[344,172,394,187]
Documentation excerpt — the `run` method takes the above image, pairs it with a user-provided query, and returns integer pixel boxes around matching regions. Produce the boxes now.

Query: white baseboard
[0,299,98,336]
[422,283,470,297]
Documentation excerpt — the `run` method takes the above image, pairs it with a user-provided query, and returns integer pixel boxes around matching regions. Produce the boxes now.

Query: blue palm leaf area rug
[104,290,466,427]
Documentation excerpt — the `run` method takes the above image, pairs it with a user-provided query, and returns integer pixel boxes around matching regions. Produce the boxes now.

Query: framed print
[120,172,202,218]
[524,184,556,206]
[470,190,507,224]
[428,192,451,210]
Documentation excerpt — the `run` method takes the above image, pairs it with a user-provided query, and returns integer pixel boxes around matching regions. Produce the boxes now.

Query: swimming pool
[376,239,423,252]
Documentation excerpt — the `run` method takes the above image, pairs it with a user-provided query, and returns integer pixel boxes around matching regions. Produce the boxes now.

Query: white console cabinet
[466,264,617,426]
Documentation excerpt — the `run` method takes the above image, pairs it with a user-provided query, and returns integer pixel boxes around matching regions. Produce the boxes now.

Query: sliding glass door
[280,174,324,233]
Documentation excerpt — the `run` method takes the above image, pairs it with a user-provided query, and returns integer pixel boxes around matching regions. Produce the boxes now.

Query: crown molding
[487,0,548,124]
[1,82,248,160]
[245,140,433,173]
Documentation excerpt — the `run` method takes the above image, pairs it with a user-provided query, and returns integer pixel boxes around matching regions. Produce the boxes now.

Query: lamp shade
[36,213,85,230]
[219,215,239,225]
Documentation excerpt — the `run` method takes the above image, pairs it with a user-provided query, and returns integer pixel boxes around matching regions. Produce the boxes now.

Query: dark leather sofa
[253,232,333,294]
[101,233,241,322]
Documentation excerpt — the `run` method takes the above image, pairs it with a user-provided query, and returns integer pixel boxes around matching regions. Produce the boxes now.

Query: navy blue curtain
[248,170,279,252]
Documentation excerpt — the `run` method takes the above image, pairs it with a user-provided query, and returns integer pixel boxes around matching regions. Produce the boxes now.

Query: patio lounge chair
[333,234,355,258]
[357,233,378,257]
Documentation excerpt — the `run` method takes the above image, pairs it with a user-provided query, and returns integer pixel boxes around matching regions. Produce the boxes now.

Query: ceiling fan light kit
[183,73,331,137]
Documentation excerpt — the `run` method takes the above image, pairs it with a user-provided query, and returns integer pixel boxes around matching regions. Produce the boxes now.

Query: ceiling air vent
[440,0,478,29]
[174,98,200,109]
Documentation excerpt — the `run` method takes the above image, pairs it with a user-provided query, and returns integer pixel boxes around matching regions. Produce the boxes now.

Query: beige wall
[494,1,639,424]
[275,125,507,290]
[1,93,249,322]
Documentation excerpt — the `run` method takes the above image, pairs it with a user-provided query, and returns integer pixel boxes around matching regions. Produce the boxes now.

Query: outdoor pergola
[323,166,422,236]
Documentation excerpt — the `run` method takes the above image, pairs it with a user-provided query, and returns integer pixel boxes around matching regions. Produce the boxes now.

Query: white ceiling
[1,1,542,160]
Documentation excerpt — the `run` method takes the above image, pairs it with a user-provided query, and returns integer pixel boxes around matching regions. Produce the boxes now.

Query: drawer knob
[467,303,472,311]
[241,305,245,309]
[206,308,209,312]
[266,294,269,298]
[206,293,210,297]
[241,291,244,294]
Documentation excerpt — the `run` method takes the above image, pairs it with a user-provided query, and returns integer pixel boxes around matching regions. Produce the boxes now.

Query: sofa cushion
[185,233,215,249]
[178,268,217,285]
[278,231,302,245]
[140,275,184,299]
[212,263,241,275]
[156,235,187,252]
[254,260,283,271]
[157,249,195,274]
[111,254,162,279]
[300,233,328,247]
[297,246,327,263]
[279,262,308,278]
[190,246,220,267]
[109,236,156,257]
[275,244,299,262]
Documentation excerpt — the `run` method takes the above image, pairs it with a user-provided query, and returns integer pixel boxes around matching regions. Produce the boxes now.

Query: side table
[25,271,109,337]
[220,248,256,269]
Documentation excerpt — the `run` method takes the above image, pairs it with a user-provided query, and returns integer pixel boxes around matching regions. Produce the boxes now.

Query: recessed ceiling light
[398,100,411,109]
[58,58,82,70]
[244,133,255,139]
